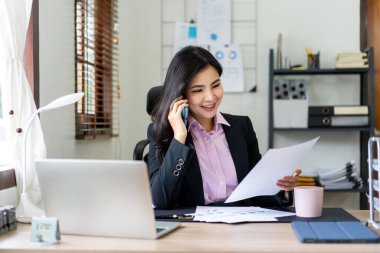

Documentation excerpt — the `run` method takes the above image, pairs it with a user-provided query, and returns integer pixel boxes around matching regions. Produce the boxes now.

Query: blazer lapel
[223,118,250,183]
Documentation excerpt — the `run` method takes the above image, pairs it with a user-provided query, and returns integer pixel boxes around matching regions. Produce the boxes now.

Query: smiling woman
[147,46,301,210]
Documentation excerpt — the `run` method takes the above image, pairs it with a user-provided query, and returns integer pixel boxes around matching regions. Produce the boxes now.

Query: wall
[39,0,360,208]
[257,0,360,151]
[117,0,161,160]
[160,0,257,91]
[257,0,360,209]
[39,0,77,159]
[39,0,161,160]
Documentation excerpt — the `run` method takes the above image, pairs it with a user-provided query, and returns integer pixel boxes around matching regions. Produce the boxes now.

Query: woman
[148,46,301,209]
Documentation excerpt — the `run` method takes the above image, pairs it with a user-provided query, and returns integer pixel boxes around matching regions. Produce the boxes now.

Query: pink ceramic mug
[294,186,324,217]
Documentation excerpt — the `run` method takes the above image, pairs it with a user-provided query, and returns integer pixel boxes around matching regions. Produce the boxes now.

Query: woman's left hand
[276,168,302,191]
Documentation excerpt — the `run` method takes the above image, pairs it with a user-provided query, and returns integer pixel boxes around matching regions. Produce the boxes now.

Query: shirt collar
[188,111,230,132]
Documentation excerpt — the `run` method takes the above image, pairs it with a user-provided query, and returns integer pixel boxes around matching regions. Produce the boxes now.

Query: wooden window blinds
[75,0,119,139]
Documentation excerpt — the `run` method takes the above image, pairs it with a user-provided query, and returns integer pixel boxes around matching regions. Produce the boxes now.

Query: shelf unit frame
[268,48,375,209]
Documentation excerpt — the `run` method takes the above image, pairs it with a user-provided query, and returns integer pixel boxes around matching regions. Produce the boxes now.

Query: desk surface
[1,210,379,253]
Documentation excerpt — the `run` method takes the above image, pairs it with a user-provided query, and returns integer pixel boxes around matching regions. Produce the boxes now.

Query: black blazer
[147,113,287,209]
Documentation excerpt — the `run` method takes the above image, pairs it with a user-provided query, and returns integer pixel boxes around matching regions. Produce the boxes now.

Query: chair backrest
[0,168,18,206]
[146,86,163,115]
[133,86,163,161]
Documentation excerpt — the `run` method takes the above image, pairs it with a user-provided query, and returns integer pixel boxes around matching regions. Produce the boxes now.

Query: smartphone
[181,107,189,128]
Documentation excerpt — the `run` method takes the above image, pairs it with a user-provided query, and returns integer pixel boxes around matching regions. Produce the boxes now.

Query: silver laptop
[35,159,181,239]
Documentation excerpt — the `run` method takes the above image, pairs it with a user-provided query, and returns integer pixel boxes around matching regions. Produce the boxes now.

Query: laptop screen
[36,159,159,239]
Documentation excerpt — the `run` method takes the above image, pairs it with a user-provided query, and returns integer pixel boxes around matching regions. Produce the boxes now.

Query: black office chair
[133,86,163,161]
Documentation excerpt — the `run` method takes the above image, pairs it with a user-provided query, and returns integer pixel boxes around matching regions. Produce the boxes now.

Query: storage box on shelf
[273,79,308,128]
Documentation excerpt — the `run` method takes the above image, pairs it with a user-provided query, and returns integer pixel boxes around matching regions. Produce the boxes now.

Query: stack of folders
[317,160,363,190]
[0,205,16,234]
[308,105,369,127]
[335,52,368,69]
[296,175,318,186]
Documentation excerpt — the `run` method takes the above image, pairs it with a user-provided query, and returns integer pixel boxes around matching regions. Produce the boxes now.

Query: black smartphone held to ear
[181,107,189,128]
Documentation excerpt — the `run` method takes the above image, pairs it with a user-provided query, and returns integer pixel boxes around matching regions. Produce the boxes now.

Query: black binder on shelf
[308,115,369,127]
[309,105,369,116]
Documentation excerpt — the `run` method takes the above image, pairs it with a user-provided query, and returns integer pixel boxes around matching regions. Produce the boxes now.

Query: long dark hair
[151,46,223,161]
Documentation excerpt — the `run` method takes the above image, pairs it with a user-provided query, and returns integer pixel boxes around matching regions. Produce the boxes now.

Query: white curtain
[0,0,46,207]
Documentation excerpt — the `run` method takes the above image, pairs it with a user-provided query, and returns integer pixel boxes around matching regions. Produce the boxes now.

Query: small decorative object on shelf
[305,47,320,70]
[367,137,380,229]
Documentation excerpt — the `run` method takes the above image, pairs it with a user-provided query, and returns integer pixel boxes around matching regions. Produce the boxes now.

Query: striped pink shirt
[188,112,238,205]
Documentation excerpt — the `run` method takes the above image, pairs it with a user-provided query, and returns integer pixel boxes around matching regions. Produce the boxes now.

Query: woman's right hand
[168,97,189,144]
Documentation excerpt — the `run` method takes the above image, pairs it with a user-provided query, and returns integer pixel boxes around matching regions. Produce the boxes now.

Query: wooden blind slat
[75,0,119,139]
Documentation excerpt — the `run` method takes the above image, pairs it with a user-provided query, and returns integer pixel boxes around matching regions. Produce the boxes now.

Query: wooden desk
[0,211,379,253]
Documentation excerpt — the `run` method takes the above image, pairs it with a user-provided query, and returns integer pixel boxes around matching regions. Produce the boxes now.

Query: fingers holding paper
[276,168,302,191]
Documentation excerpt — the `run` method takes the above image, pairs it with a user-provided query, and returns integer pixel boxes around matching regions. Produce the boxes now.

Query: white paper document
[209,44,244,92]
[197,0,231,45]
[174,22,197,47]
[225,137,319,203]
[172,22,199,55]
[192,206,294,224]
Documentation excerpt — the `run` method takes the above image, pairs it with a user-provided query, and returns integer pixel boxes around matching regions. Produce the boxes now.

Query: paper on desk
[193,206,294,223]
[225,137,319,203]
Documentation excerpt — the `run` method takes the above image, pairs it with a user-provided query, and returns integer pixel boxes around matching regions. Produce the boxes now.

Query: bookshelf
[268,48,375,210]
